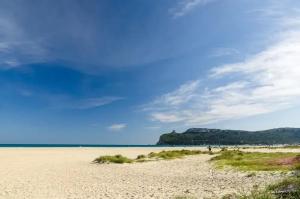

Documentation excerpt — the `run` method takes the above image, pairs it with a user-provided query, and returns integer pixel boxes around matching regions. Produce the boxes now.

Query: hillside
[157,128,300,145]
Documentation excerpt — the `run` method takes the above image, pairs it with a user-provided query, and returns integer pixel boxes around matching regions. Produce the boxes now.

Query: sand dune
[0,147,288,199]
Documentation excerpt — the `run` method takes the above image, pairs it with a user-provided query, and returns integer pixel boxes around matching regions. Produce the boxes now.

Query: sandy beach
[0,147,294,199]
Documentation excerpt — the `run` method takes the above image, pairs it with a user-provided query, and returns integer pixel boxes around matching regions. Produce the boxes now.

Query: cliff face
[157,128,300,145]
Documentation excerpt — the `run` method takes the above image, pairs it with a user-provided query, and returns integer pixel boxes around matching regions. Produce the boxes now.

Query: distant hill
[157,128,300,145]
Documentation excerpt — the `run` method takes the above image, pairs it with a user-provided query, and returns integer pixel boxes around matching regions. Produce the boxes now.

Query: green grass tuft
[93,154,133,164]
[236,177,300,199]
[211,150,300,171]
[267,177,300,197]
[94,149,208,164]
[238,190,275,199]
[136,154,146,159]
[148,149,206,160]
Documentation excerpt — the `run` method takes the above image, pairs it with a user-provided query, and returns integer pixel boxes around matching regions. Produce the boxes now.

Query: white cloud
[151,113,185,123]
[145,80,200,110]
[145,20,300,125]
[169,0,216,18]
[108,123,127,131]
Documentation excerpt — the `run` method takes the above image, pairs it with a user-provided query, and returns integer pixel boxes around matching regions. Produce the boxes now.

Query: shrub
[93,154,133,164]
[147,150,203,160]
[238,190,274,199]
[136,154,146,159]
[268,177,300,198]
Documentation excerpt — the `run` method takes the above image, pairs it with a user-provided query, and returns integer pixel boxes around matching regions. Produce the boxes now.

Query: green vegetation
[240,145,300,150]
[93,149,208,164]
[157,128,300,145]
[148,149,210,160]
[136,154,146,159]
[232,177,300,199]
[93,154,133,164]
[213,150,300,198]
[259,145,300,150]
[268,177,300,194]
[211,150,300,171]
[174,196,195,199]
[281,145,300,149]
[237,190,274,199]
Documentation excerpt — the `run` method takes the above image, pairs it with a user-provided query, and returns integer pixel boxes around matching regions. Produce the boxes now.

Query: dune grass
[232,177,300,199]
[148,149,211,160]
[241,145,300,150]
[211,150,300,171]
[213,150,300,198]
[267,177,300,198]
[93,149,210,164]
[93,154,133,164]
[236,190,275,199]
[281,145,300,149]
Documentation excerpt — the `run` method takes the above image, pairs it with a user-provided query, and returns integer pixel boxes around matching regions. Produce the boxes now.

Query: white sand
[0,147,290,199]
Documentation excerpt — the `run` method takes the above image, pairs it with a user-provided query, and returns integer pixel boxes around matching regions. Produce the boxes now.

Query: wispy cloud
[145,10,300,125]
[0,16,48,69]
[144,80,200,110]
[74,97,124,109]
[108,123,127,131]
[14,87,123,110]
[169,0,217,18]
[210,48,239,57]
[47,95,124,110]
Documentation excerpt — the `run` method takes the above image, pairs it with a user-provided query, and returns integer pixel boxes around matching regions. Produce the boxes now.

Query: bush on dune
[136,154,146,159]
[93,154,133,164]
[94,149,208,164]
[148,149,206,160]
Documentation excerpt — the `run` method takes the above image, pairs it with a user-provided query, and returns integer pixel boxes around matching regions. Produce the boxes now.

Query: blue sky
[1,0,300,144]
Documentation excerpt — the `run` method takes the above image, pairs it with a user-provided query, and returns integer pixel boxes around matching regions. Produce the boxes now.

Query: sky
[1,0,300,144]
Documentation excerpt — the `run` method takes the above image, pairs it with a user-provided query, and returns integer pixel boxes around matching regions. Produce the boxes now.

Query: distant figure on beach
[208,145,211,152]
